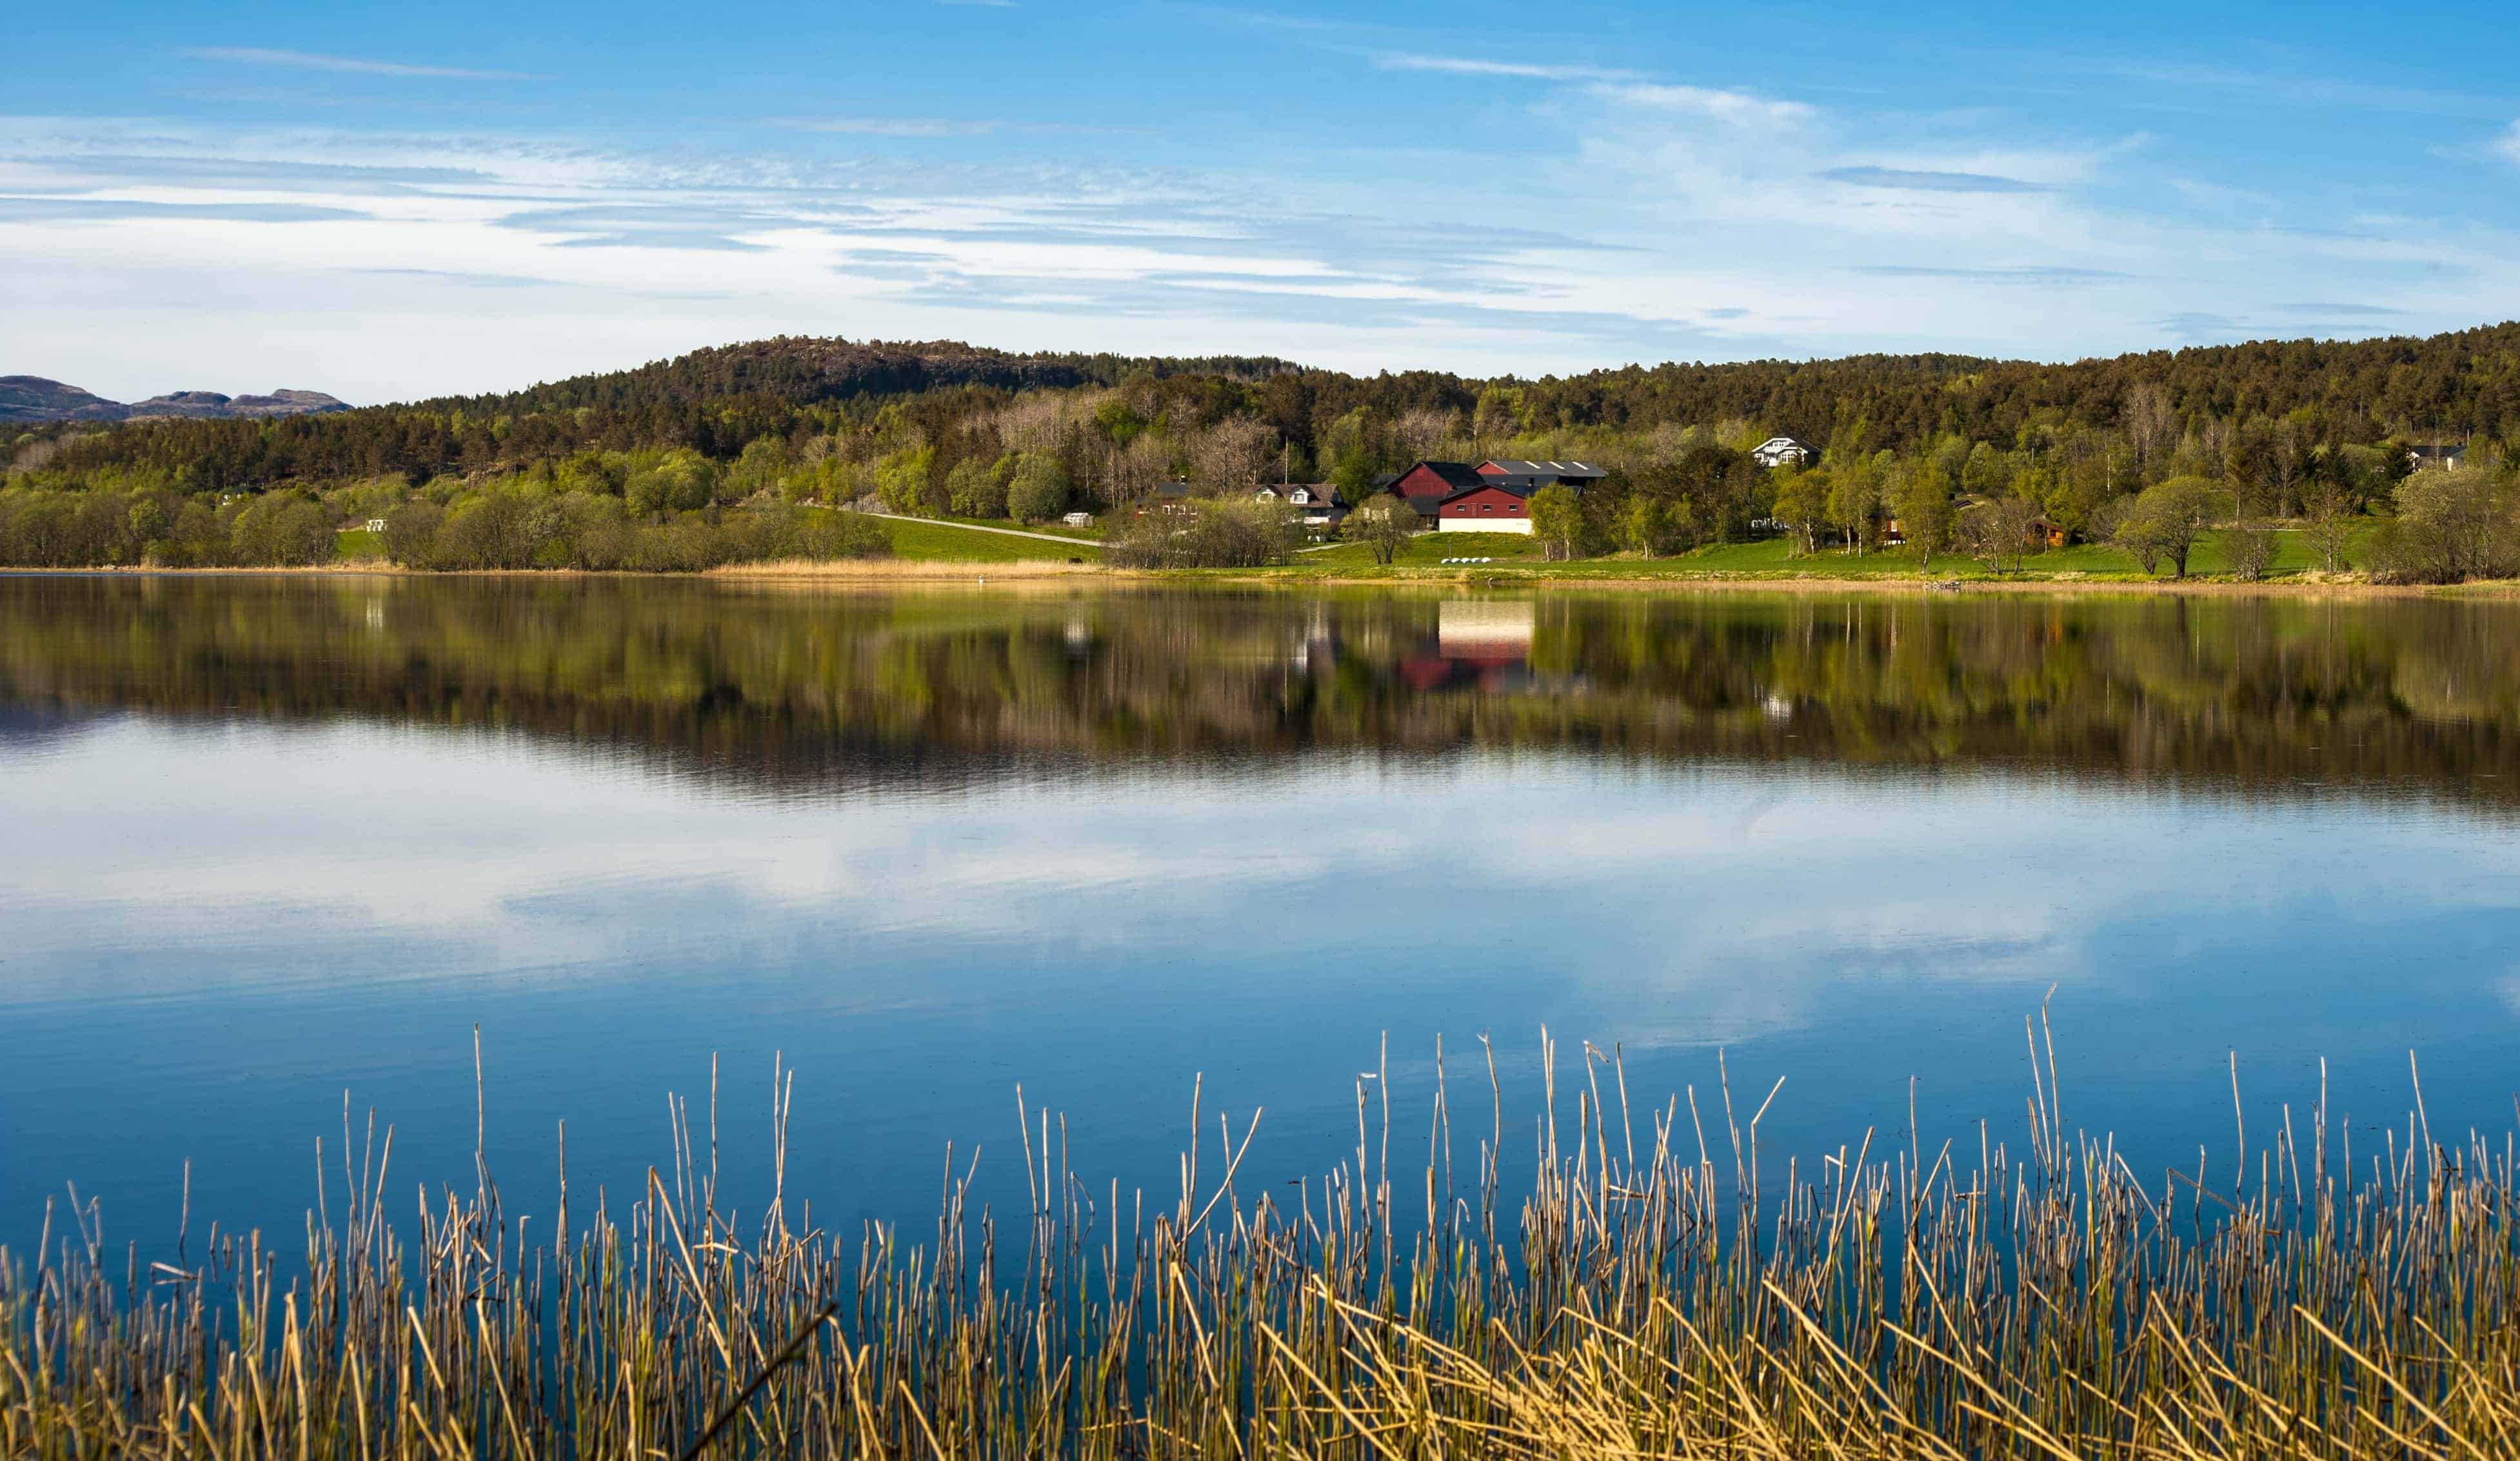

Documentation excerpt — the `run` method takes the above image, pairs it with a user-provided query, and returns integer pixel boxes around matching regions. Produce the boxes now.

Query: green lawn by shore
[1285,526,2364,581]
[314,515,2379,584]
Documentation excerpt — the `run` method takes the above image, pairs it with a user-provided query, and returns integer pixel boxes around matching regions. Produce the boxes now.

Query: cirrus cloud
[1376,53,1638,83]
[184,47,542,81]
[1818,165,2056,194]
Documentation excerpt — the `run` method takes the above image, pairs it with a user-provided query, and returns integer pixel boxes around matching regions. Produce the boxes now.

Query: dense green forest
[8,325,2520,578]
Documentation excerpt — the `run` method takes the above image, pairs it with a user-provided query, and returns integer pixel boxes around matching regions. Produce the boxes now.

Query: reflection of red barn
[1400,602,1535,690]
[1398,655,1455,691]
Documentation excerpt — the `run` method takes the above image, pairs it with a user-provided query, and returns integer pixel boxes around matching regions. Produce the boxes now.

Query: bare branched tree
[1396,409,1459,461]
[1102,433,1174,507]
[2123,381,2175,477]
[1188,419,1279,495]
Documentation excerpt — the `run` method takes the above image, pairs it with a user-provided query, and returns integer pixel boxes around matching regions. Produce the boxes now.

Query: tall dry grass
[6,1026,2517,1458]
[709,558,1099,580]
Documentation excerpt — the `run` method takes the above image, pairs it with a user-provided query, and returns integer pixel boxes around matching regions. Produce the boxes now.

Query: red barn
[1435,484,1534,532]
[1376,459,1600,535]
[1387,461,1487,517]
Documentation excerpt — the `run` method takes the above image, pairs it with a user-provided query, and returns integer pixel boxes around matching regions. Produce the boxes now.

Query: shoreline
[10,559,2519,599]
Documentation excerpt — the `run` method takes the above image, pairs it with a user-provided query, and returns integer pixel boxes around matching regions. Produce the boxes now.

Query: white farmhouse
[1751,435,1817,468]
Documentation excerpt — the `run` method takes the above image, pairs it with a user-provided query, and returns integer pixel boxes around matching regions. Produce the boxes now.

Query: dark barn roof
[1480,459,1608,481]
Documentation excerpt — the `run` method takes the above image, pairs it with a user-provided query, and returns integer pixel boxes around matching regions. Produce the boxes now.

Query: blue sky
[6,0,2519,403]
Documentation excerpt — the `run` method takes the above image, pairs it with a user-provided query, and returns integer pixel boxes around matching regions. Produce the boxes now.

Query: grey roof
[1481,459,1608,479]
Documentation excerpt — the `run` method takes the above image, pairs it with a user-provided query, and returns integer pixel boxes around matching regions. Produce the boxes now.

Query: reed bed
[709,558,1098,580]
[7,1027,2520,1458]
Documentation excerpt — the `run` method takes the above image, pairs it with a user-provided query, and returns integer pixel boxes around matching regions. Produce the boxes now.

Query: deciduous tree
[1528,484,1583,561]
[1347,492,1418,565]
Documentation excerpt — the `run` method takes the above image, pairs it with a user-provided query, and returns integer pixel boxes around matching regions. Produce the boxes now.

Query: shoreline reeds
[6,1029,2517,1457]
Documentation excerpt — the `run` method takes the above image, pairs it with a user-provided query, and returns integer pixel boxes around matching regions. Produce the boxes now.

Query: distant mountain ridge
[0,377,349,425]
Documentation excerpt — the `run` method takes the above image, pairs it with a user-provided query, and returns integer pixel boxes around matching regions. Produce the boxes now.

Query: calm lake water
[6,573,2520,1258]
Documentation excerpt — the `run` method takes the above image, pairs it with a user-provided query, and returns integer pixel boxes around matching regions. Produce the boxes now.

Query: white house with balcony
[1751,435,1817,468]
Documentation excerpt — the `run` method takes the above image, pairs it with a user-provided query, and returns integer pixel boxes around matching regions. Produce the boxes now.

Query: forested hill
[402,337,1302,416]
[13,323,2520,495]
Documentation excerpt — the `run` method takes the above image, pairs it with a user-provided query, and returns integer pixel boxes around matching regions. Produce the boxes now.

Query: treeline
[17,326,2520,495]
[12,324,2520,576]
[0,448,888,570]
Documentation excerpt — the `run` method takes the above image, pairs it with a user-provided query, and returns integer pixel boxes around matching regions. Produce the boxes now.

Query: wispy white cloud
[0,195,373,223]
[1818,165,2055,194]
[775,117,1004,137]
[1376,53,1636,83]
[5,44,2515,404]
[1584,81,1816,127]
[767,116,1151,138]
[2497,120,2520,166]
[184,46,542,82]
[1852,264,2134,283]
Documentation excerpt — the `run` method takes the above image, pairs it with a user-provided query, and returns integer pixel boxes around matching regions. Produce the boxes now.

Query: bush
[227,492,334,566]
[1344,493,1419,564]
[2221,520,2277,581]
[873,447,938,515]
[2111,477,2221,578]
[1006,454,1071,522]
[625,450,717,517]
[384,501,446,566]
[945,455,1013,519]
[1104,497,1295,568]
[2368,468,2515,583]
[380,491,888,572]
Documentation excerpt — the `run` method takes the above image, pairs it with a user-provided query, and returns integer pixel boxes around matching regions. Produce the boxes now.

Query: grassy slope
[882,517,1103,563]
[931,513,1102,542]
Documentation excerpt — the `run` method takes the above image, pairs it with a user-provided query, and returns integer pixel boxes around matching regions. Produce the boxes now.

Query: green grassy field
[881,516,1103,562]
[332,528,385,559]
[1286,524,2369,582]
[929,512,1104,541]
[322,512,2372,583]
[1300,530,1546,568]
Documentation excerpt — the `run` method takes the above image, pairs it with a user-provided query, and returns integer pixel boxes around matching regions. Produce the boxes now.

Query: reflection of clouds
[10,721,2520,1052]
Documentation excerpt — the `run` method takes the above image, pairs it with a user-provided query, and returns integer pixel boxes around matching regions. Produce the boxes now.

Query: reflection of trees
[5,577,2519,806]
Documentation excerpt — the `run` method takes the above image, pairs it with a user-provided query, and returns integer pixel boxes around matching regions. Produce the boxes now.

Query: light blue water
[4,578,2519,1262]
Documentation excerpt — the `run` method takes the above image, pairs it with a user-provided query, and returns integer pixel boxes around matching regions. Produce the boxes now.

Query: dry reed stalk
[6,1035,2520,1458]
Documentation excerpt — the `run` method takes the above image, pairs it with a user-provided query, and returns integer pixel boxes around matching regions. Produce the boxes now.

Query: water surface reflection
[3,576,2517,1261]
